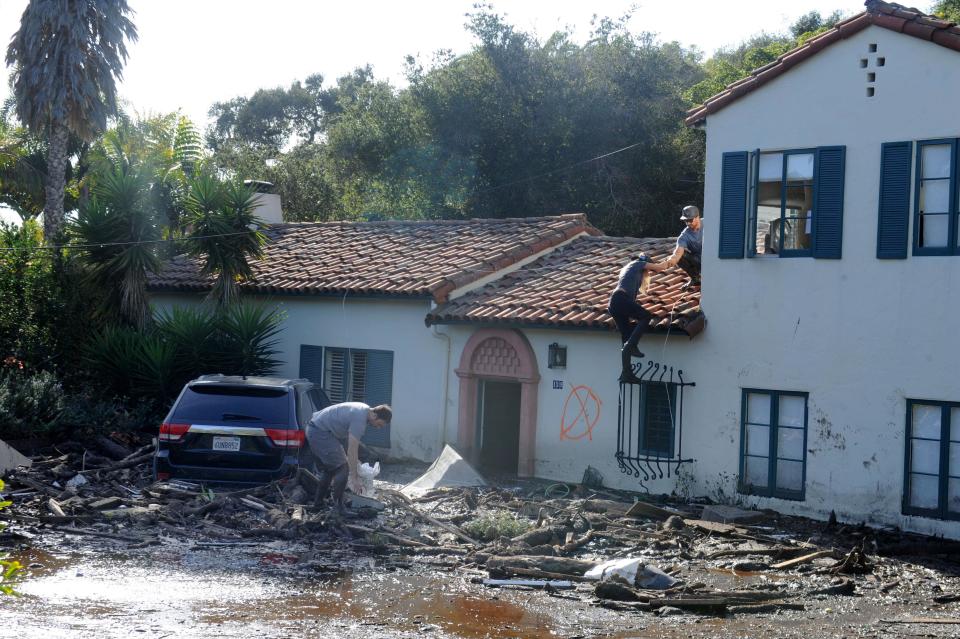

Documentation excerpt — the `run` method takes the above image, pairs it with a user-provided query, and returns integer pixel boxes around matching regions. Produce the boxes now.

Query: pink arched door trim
[455,328,540,477]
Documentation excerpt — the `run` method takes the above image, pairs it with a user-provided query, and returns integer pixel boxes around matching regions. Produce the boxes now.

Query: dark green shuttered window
[299,344,394,448]
[877,141,913,259]
[718,152,748,259]
[718,146,845,259]
[812,146,846,259]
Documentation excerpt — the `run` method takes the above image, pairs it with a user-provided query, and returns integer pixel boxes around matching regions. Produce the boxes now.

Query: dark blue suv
[154,375,331,484]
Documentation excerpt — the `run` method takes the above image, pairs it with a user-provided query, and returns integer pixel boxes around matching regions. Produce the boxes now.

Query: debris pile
[2,438,960,625]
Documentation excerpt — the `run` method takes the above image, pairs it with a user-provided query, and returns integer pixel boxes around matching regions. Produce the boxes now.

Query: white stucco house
[149,216,704,492]
[680,0,960,538]
[150,0,960,540]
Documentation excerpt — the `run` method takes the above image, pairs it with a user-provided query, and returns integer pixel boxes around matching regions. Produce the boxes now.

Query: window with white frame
[739,389,808,500]
[904,400,960,519]
[751,151,816,256]
[915,140,959,254]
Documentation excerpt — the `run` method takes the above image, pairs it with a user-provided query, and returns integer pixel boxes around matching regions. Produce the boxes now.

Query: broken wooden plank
[625,501,676,520]
[89,497,123,510]
[12,476,60,497]
[771,549,836,569]
[94,451,154,473]
[488,564,596,583]
[381,488,480,546]
[46,498,65,517]
[879,617,960,625]
[682,519,742,536]
[49,525,143,543]
[485,554,597,577]
[647,598,728,614]
[728,602,806,614]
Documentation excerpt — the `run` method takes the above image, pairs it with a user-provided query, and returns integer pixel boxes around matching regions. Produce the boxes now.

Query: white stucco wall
[694,26,960,537]
[151,293,451,462]
[438,324,700,494]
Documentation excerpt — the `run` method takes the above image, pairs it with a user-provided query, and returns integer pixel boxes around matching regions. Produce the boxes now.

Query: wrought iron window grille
[616,359,695,489]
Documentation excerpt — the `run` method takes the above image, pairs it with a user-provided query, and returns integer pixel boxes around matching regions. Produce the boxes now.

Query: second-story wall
[689,25,960,537]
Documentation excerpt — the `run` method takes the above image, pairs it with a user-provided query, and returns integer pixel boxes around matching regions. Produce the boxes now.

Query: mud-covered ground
[1,456,960,638]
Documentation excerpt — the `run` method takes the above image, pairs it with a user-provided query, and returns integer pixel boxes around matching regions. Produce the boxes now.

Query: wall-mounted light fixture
[547,342,567,369]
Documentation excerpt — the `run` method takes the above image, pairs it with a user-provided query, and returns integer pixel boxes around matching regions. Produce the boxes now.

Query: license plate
[212,436,241,452]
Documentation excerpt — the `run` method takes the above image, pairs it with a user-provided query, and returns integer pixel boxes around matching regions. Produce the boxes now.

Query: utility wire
[0,230,258,253]
[0,139,647,254]
[472,141,644,195]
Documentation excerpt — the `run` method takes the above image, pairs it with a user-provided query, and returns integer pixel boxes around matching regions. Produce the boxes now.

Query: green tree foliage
[6,0,138,242]
[85,111,204,231]
[72,164,162,328]
[686,10,846,107]
[932,0,960,22]
[208,11,705,236]
[182,176,267,306]
[0,220,98,371]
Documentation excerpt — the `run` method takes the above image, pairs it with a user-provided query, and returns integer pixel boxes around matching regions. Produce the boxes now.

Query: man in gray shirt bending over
[306,402,391,512]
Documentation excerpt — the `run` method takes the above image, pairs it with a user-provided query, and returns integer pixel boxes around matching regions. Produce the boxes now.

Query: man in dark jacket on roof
[608,255,653,384]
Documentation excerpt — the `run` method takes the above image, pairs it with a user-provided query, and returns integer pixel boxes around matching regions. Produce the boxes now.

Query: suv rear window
[172,385,291,424]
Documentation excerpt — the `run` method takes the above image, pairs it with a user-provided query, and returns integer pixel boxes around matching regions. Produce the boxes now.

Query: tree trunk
[43,124,70,243]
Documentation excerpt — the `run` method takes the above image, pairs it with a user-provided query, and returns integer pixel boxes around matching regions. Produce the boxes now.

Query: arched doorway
[455,329,540,476]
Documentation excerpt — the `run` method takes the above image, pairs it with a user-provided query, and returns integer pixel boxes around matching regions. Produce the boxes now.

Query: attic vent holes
[859,58,868,68]
[877,57,886,66]
[867,87,875,97]
[868,72,876,82]
[869,43,878,52]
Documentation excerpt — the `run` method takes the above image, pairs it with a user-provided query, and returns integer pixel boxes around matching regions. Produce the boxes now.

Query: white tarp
[0,439,31,475]
[401,444,487,497]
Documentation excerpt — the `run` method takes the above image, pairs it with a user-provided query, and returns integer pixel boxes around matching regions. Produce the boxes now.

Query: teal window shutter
[361,349,394,448]
[299,345,324,384]
[719,151,748,258]
[812,146,846,259]
[877,141,913,259]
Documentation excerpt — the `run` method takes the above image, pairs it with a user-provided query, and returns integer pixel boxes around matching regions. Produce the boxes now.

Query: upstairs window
[751,151,816,256]
[718,146,844,260]
[914,139,959,255]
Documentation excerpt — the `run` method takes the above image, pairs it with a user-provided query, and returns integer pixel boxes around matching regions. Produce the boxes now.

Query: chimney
[244,180,283,225]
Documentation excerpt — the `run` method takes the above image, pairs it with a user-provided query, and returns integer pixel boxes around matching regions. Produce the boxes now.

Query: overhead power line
[0,139,648,253]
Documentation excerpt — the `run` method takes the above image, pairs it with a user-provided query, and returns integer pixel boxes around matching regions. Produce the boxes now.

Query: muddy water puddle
[0,547,561,638]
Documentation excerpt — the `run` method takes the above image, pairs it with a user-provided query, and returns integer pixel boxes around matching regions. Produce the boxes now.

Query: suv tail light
[265,428,305,448]
[159,422,191,442]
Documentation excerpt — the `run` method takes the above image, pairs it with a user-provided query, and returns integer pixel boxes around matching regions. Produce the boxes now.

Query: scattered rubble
[0,435,959,634]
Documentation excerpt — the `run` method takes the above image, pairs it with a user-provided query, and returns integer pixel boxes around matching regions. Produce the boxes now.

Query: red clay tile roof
[148,214,600,303]
[425,235,702,334]
[685,1,960,125]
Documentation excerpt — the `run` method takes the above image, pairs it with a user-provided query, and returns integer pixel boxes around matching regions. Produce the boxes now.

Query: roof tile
[426,236,702,334]
[149,214,600,302]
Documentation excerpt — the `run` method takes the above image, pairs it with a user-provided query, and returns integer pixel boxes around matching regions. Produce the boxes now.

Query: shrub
[0,367,66,439]
[463,512,530,541]
[0,364,161,440]
[85,302,285,402]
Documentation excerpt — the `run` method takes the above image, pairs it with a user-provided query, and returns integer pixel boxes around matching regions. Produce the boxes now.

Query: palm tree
[86,111,204,232]
[6,0,138,242]
[183,175,268,307]
[72,164,161,328]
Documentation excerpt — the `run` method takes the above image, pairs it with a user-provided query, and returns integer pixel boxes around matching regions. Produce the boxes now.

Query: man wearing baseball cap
[647,204,702,290]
